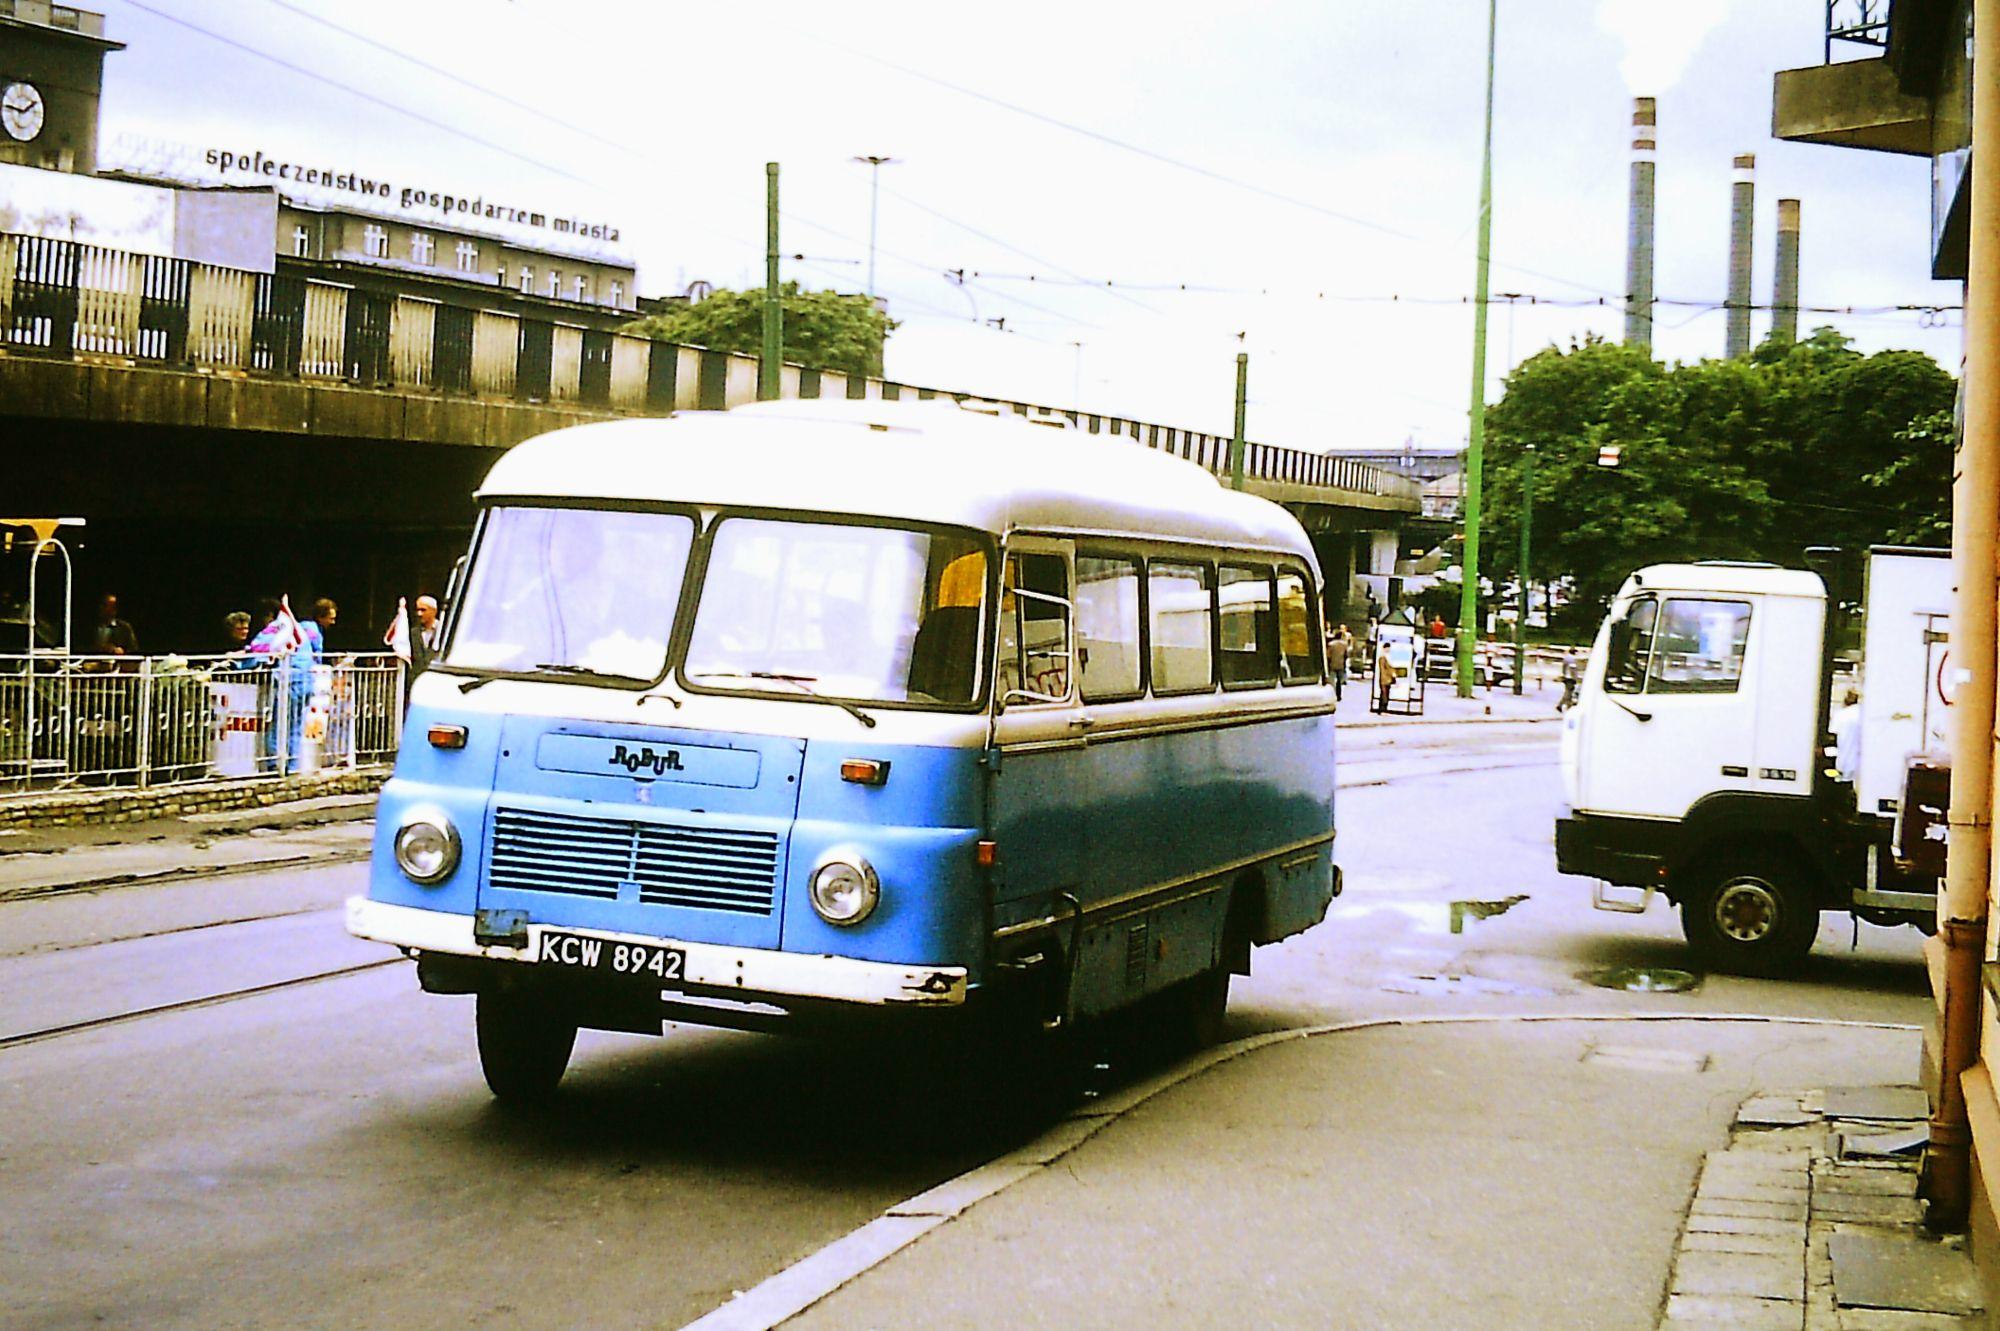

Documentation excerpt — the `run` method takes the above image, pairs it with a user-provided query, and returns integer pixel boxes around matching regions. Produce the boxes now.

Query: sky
[89,0,1962,453]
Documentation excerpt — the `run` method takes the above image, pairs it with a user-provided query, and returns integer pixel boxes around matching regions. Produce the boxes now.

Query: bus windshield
[446,505,695,681]
[684,517,988,707]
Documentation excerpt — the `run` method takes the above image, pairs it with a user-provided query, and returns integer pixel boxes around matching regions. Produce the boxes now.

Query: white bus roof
[1618,562,1825,600]
[477,400,1319,566]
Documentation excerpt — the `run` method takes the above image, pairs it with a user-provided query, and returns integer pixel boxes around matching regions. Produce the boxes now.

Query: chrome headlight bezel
[392,808,461,885]
[807,848,880,926]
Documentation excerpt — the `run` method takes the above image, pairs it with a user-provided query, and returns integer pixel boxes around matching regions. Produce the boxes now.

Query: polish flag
[382,597,412,664]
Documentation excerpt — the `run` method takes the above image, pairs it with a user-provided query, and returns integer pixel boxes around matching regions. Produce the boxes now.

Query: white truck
[1555,548,1952,974]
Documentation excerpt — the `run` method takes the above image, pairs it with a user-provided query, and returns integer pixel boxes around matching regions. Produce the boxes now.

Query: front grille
[489,807,780,915]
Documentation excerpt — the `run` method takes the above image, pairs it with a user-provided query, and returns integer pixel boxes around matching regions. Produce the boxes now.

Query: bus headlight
[394,810,460,885]
[808,850,880,925]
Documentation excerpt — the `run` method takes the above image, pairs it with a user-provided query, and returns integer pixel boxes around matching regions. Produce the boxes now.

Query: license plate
[538,930,685,982]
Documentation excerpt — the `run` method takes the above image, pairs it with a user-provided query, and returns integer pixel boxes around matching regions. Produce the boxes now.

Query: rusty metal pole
[1924,0,2000,1232]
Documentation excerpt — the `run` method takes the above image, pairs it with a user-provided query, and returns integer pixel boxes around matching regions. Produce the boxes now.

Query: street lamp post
[852,155,899,300]
[1512,442,1533,696]
[1457,0,1498,698]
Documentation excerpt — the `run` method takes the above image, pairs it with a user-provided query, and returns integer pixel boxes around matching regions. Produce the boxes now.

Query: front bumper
[1554,814,1667,888]
[346,896,968,1007]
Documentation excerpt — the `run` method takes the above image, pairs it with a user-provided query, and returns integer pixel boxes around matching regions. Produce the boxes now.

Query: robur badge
[610,743,683,776]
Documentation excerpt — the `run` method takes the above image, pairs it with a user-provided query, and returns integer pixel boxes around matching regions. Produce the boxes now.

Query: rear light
[976,840,998,867]
[840,758,890,786]
[427,724,468,750]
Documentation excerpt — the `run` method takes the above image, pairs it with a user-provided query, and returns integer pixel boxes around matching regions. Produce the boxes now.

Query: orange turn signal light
[428,723,468,750]
[840,758,889,786]
[976,840,998,867]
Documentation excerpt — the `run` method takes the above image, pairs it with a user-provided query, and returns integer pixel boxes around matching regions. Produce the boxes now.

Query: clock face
[2,82,45,143]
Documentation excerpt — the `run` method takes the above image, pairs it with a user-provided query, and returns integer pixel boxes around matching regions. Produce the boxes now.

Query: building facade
[0,0,121,175]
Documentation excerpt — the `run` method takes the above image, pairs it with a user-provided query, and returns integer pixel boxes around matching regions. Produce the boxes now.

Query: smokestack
[1771,198,1800,347]
[1623,97,1657,353]
[1726,153,1756,359]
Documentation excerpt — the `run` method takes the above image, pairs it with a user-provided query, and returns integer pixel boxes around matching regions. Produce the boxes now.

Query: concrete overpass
[0,231,1424,648]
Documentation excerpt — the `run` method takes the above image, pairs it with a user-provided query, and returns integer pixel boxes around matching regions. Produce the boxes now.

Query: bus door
[989,538,1086,928]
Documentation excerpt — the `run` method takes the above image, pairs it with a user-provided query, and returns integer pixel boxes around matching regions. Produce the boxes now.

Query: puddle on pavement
[1448,894,1528,934]
[1584,964,1702,993]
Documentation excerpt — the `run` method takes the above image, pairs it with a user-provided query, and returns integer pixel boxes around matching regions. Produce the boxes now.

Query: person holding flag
[248,595,316,773]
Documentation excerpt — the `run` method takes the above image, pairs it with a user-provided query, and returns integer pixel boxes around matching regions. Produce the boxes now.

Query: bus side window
[1218,564,1280,687]
[1077,553,1142,701]
[1149,560,1214,695]
[1001,552,1072,705]
[1276,565,1321,684]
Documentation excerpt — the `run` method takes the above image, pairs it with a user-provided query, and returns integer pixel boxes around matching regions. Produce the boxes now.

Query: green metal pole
[760,162,781,401]
[1457,0,1496,698]
[1512,443,1533,696]
[1229,352,1248,491]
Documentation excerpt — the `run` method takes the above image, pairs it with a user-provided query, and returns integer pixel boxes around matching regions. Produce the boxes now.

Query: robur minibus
[347,400,1340,1100]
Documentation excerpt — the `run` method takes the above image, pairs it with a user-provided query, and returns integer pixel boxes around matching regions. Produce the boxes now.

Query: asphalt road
[0,718,1929,1330]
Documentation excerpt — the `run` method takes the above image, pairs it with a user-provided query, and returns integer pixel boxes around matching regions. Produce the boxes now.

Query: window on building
[455,240,478,273]
[573,275,587,303]
[1076,553,1141,701]
[519,265,534,293]
[548,269,561,298]
[362,224,388,258]
[291,224,309,257]
[411,231,435,265]
[1148,561,1214,695]
[610,280,624,307]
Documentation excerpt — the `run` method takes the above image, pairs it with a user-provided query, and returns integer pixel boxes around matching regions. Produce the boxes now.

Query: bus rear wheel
[1680,853,1818,977]
[476,989,577,1104]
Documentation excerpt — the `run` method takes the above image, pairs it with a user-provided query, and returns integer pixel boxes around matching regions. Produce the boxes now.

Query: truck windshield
[684,518,988,707]
[446,505,695,681]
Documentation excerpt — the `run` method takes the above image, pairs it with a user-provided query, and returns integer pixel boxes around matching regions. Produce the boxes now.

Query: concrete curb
[1341,711,1563,729]
[678,1011,1921,1331]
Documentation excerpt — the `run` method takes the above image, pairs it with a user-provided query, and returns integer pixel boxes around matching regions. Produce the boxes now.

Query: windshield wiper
[531,662,654,687]
[692,670,877,728]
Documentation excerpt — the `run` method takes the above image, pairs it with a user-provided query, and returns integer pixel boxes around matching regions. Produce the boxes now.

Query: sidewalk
[0,792,375,901]
[696,1015,1972,1331]
[1339,680,1565,727]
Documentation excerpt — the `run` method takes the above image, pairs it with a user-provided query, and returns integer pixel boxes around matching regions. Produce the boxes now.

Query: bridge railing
[0,231,1418,504]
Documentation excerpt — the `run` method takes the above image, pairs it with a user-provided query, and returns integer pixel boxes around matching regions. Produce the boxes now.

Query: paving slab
[1822,1088,1929,1123]
[1672,1249,1805,1302]
[1828,1232,1983,1318]
[1662,1293,1805,1330]
[1814,1195,1926,1227]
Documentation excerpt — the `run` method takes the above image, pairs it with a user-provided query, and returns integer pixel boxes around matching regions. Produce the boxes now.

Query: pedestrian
[306,597,338,659]
[1326,624,1349,702]
[1428,612,1448,640]
[1558,648,1582,711]
[92,593,138,657]
[222,611,252,654]
[1832,686,1863,783]
[248,596,315,774]
[414,594,441,668]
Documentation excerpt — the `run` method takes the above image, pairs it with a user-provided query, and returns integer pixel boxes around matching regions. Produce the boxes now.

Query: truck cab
[1557,551,1949,974]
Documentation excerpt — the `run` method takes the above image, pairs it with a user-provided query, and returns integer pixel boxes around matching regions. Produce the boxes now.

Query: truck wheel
[476,989,577,1104]
[1681,855,1818,977]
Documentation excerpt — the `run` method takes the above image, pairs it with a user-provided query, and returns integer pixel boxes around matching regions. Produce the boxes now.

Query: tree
[1478,329,1955,626]
[622,282,895,379]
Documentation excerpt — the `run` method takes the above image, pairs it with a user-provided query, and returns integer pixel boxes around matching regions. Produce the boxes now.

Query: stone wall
[0,768,386,829]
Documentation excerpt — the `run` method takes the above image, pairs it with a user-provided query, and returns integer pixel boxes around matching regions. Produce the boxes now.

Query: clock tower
[0,1,123,174]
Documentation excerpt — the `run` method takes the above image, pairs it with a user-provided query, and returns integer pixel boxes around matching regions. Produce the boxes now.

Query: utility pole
[760,162,781,401]
[1922,0,1999,1232]
[1512,443,1533,696]
[1458,0,1497,698]
[852,155,898,300]
[1229,351,1249,491]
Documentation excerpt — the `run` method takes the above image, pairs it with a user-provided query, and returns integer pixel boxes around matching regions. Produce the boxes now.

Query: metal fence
[0,651,405,795]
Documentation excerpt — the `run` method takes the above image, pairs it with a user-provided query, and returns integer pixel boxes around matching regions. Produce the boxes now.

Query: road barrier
[0,650,404,796]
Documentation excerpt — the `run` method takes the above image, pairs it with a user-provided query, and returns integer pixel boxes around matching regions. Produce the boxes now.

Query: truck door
[1578,593,1761,821]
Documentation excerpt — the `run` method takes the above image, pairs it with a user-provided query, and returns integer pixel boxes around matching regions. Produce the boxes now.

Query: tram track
[0,744,1554,1051]
[0,955,406,1052]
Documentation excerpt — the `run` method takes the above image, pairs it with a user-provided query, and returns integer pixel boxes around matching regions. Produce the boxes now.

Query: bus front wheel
[476,989,577,1104]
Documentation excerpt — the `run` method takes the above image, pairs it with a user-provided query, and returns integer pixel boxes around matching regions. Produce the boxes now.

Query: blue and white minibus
[347,400,1340,1100]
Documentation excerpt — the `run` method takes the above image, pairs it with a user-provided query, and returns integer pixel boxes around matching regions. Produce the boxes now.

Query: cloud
[1595,0,1733,92]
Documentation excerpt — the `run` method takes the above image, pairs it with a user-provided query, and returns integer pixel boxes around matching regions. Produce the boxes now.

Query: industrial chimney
[1771,198,1800,347]
[1726,153,1756,359]
[1623,98,1657,353]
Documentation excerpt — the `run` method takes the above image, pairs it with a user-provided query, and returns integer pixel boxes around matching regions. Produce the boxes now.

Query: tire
[1176,968,1230,1050]
[476,989,578,1104]
[1680,852,1819,977]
